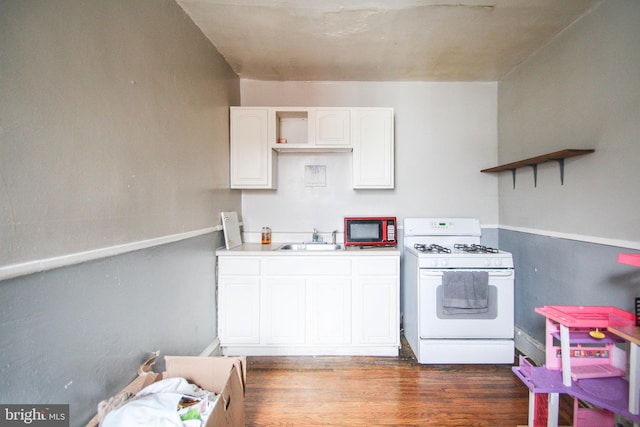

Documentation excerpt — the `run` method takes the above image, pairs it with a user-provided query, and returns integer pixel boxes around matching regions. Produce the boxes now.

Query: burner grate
[454,244,499,254]
[414,243,451,254]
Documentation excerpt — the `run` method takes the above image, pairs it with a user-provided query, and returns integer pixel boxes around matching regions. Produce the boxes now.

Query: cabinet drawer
[354,257,398,276]
[266,257,352,276]
[219,257,261,275]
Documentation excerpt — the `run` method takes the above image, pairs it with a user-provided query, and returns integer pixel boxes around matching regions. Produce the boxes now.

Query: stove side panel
[401,250,420,359]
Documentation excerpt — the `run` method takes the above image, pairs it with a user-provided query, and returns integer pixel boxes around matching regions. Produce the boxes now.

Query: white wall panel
[239,80,499,239]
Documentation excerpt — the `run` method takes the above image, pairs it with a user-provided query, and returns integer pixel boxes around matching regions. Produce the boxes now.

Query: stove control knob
[430,259,438,267]
[440,259,448,267]
[494,258,502,267]
[484,259,491,267]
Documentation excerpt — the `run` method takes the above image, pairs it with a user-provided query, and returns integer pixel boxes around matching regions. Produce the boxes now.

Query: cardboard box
[86,353,246,427]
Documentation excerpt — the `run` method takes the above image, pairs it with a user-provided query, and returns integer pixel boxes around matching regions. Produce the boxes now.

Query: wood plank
[244,338,574,426]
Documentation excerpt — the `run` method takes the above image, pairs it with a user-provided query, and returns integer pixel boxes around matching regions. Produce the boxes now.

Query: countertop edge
[216,243,401,256]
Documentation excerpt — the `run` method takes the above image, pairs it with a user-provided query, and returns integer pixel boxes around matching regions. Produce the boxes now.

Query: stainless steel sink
[277,242,343,251]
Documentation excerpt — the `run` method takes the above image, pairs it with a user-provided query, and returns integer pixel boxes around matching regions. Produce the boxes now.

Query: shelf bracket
[529,164,538,188]
[556,158,565,185]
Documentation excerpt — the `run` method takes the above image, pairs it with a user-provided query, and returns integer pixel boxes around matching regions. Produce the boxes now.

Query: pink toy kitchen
[513,253,640,427]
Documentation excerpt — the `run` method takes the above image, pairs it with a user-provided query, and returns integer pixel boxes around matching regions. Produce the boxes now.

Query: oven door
[419,268,514,339]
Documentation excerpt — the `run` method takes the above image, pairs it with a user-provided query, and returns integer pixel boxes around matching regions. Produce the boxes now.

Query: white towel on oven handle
[442,271,489,314]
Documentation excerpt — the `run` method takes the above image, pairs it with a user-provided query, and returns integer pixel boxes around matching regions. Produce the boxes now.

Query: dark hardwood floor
[244,338,573,426]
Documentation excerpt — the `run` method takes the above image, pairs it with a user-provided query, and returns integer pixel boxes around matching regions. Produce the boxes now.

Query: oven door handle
[487,270,514,277]
[421,271,444,277]
[420,270,514,277]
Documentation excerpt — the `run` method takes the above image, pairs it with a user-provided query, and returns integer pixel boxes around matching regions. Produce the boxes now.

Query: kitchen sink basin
[276,242,344,251]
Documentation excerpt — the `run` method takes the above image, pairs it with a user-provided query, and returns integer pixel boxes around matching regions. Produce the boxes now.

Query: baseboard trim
[199,338,221,357]
[514,326,545,365]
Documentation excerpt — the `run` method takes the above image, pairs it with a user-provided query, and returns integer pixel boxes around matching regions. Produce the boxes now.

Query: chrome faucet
[332,230,338,245]
[312,228,319,242]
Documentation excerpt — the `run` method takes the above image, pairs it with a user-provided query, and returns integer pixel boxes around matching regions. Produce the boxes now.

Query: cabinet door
[230,107,275,189]
[352,108,394,189]
[313,109,351,147]
[263,278,306,344]
[353,277,398,345]
[308,278,352,345]
[218,277,260,344]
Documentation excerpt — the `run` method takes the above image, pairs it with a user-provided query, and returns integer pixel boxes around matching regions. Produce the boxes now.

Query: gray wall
[0,0,240,266]
[0,233,223,424]
[501,230,639,345]
[497,0,640,350]
[498,0,640,243]
[0,1,240,425]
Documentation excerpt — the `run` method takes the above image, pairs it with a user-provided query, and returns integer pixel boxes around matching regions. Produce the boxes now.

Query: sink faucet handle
[332,229,338,244]
[312,228,318,242]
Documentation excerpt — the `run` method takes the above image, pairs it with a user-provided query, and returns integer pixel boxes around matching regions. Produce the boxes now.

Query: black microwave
[344,217,397,247]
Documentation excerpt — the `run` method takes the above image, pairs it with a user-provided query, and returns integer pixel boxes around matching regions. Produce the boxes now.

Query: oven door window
[435,285,498,320]
[419,269,514,339]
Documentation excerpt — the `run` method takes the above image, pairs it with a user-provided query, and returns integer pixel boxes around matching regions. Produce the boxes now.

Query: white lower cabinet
[263,278,306,345]
[353,277,397,345]
[218,277,260,344]
[309,278,352,345]
[263,277,352,346]
[353,257,399,345]
[217,254,399,356]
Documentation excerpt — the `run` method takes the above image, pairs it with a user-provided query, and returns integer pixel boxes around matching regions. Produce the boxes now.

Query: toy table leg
[527,390,559,427]
[560,324,572,386]
[528,390,535,427]
[631,341,640,415]
[547,393,559,427]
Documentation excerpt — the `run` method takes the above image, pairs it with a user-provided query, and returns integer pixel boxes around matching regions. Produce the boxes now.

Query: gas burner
[454,243,499,254]
[414,243,451,253]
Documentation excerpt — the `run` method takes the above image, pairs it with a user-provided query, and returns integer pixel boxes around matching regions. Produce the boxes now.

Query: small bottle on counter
[261,227,271,245]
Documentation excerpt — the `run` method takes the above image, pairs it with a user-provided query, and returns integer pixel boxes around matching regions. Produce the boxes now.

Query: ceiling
[176,0,602,82]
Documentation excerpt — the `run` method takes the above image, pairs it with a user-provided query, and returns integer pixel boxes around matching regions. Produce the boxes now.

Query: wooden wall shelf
[481,149,594,188]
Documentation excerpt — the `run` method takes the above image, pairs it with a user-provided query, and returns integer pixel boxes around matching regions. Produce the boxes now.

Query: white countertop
[217,243,400,256]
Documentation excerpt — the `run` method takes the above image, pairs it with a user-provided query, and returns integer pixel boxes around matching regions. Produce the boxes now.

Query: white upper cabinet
[272,107,352,152]
[311,108,351,147]
[352,108,395,189]
[229,107,394,189]
[230,107,275,189]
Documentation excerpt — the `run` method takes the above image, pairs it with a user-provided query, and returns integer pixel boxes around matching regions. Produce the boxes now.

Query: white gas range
[402,218,515,364]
